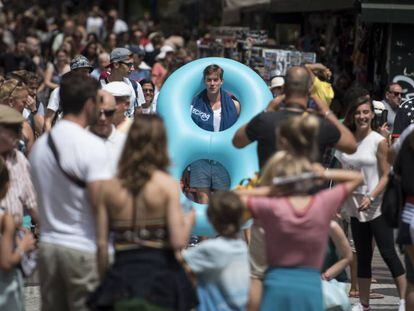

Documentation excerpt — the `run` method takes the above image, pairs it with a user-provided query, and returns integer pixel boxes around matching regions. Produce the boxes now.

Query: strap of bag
[47,134,86,188]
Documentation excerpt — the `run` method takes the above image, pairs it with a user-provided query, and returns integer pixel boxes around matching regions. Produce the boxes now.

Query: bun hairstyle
[277,114,320,162]
[207,191,243,238]
[259,151,313,193]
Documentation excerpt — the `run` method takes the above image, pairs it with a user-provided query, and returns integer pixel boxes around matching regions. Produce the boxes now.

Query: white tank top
[213,107,222,132]
[335,131,385,222]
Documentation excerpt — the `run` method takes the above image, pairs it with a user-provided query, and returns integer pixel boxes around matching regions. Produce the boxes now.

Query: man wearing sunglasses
[89,89,126,175]
[383,82,403,132]
[100,47,145,119]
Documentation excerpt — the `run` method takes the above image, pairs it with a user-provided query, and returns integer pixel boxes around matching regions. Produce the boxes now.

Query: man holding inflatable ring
[189,64,240,203]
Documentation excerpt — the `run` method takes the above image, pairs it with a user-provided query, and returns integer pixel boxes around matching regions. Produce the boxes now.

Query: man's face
[16,42,26,55]
[204,72,223,95]
[26,37,40,55]
[132,54,142,67]
[99,56,110,70]
[271,86,283,98]
[0,123,21,155]
[386,84,403,108]
[115,57,134,76]
[142,83,154,107]
[90,90,116,138]
[73,67,90,76]
[114,96,129,125]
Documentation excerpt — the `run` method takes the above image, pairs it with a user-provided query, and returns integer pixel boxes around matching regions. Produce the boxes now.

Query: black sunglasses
[99,109,116,117]
[390,91,402,97]
[119,61,134,68]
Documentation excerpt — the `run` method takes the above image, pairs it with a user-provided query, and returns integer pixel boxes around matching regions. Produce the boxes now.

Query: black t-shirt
[398,134,414,196]
[393,99,414,137]
[245,110,341,169]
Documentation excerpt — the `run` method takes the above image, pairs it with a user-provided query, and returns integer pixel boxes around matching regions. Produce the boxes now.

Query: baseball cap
[0,105,24,124]
[129,45,145,57]
[156,45,175,60]
[70,55,93,72]
[102,81,131,97]
[269,77,285,90]
[110,47,132,63]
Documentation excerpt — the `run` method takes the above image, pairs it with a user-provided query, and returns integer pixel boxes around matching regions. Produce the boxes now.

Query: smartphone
[307,99,318,110]
[379,110,388,126]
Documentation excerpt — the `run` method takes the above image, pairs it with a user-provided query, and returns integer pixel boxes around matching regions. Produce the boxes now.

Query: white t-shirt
[335,131,385,222]
[100,78,145,118]
[29,120,112,252]
[47,87,60,112]
[113,19,128,34]
[213,107,222,132]
[101,126,126,176]
[86,16,104,35]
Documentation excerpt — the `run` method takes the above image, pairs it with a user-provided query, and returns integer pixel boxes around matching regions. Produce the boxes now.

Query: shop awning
[361,0,414,24]
[269,0,354,12]
[224,0,270,10]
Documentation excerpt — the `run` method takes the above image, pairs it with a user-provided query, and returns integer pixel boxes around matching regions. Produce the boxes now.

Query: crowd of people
[1,2,414,311]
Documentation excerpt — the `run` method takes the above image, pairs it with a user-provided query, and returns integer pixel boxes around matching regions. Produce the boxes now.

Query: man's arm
[232,124,252,148]
[43,109,56,132]
[88,180,109,281]
[313,96,357,154]
[232,99,241,115]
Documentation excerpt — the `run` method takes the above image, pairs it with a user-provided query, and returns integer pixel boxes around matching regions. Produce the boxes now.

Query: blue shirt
[183,237,250,311]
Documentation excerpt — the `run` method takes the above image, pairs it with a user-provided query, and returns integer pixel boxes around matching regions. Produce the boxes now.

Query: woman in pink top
[238,154,362,310]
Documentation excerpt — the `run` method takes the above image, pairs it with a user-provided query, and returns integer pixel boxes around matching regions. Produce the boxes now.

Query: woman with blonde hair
[238,115,363,310]
[88,115,198,310]
[0,79,34,154]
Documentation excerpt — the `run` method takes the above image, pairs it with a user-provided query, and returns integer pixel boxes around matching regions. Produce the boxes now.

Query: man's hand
[266,95,285,112]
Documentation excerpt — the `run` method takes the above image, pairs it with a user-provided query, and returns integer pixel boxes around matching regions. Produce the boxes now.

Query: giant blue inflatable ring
[157,57,272,236]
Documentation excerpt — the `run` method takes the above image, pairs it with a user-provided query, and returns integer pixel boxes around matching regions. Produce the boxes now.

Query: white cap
[156,45,175,60]
[102,81,131,97]
[269,77,285,90]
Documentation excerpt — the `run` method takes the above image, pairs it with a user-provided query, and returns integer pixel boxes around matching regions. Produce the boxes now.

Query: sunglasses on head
[99,109,116,117]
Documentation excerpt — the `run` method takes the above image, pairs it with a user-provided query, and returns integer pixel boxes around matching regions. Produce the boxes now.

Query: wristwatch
[367,195,375,203]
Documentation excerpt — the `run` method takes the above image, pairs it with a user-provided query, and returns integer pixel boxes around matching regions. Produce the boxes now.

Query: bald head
[98,89,116,110]
[285,66,311,98]
[90,90,117,138]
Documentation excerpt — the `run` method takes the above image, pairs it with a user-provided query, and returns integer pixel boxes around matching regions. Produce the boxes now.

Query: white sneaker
[351,303,371,311]
[398,299,406,311]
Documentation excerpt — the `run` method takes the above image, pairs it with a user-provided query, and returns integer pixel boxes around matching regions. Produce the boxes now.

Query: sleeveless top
[110,193,169,251]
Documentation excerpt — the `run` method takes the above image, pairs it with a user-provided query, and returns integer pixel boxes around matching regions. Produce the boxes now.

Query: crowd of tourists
[1,2,414,311]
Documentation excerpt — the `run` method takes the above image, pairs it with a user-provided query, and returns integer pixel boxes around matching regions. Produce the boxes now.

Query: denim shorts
[189,159,230,190]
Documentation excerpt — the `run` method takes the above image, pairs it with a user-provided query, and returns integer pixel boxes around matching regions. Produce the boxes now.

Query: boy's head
[207,191,243,238]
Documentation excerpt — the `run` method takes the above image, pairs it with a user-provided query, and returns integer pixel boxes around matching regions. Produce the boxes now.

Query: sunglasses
[390,91,403,97]
[119,61,134,68]
[0,123,22,135]
[99,109,116,118]
[142,88,154,93]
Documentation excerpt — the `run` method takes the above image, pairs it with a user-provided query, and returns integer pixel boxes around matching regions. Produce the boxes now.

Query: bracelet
[324,110,333,119]
[366,195,375,203]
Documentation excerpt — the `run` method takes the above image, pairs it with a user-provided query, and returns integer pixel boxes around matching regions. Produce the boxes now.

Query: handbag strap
[47,133,86,188]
